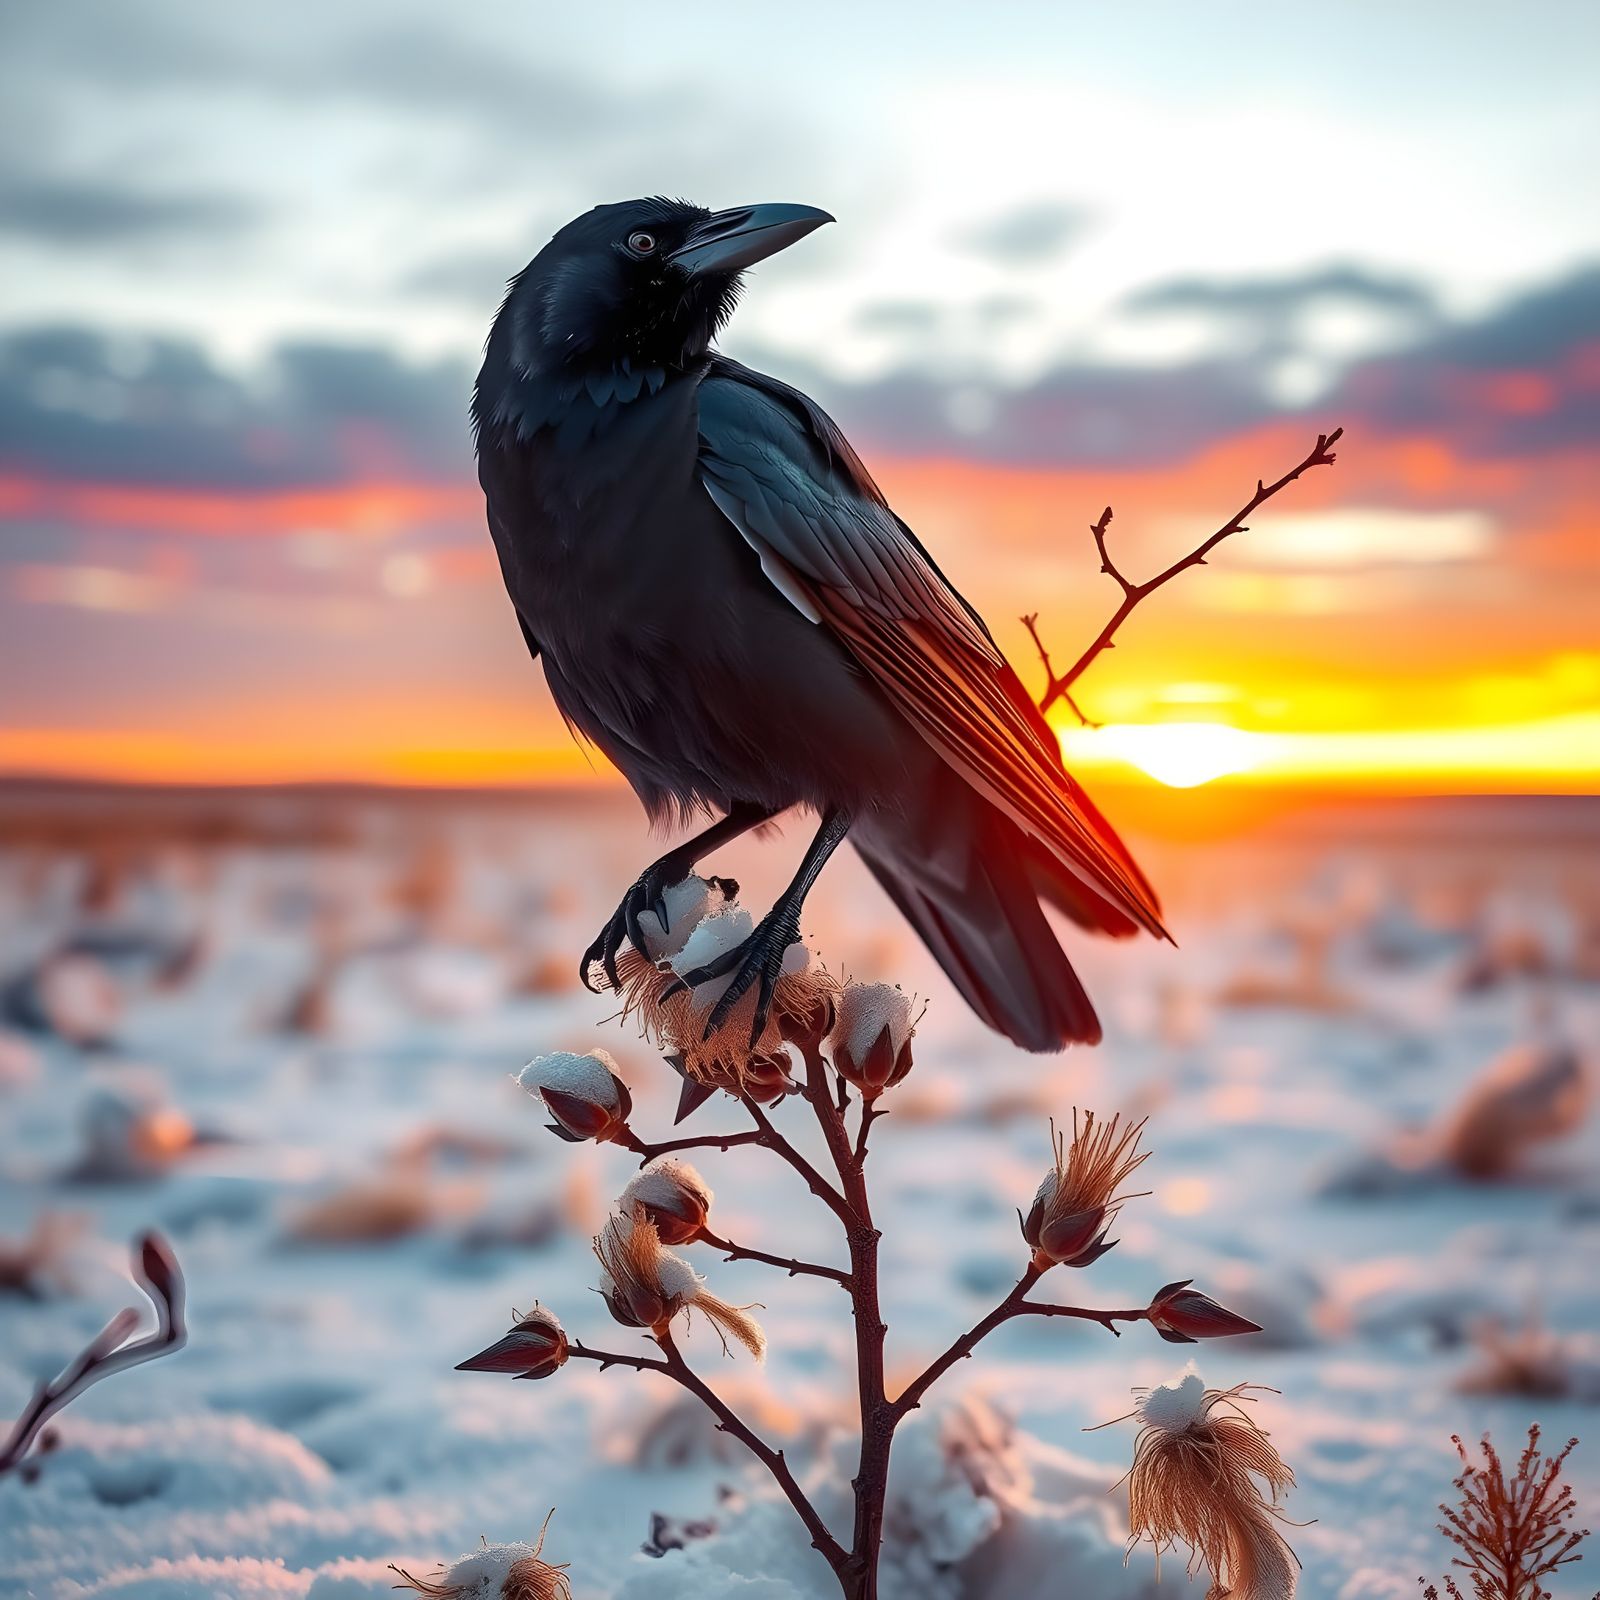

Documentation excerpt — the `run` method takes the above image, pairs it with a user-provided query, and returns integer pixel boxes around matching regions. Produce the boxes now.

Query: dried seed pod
[1118,1367,1299,1600]
[1145,1280,1264,1344]
[1022,1110,1149,1269]
[516,1050,632,1144]
[620,1159,714,1246]
[456,1304,569,1380]
[829,982,915,1098]
[593,1213,764,1360]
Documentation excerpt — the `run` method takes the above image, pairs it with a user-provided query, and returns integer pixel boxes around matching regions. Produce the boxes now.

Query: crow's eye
[626,230,658,256]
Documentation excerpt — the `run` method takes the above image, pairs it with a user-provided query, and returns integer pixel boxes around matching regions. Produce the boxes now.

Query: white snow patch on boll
[623,1158,713,1216]
[634,875,722,961]
[421,1541,545,1598]
[516,1048,622,1108]
[836,982,912,1059]
[672,907,752,976]
[654,1248,704,1305]
[1137,1364,1207,1434]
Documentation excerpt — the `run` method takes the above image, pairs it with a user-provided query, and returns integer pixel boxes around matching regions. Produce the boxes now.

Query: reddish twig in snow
[1423,1426,1597,1600]
[1024,427,1344,723]
[0,1231,186,1476]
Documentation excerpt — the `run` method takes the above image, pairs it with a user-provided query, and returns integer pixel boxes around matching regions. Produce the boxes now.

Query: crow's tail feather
[852,774,1115,1051]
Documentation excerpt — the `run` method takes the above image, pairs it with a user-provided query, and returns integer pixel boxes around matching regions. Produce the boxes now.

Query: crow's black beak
[669,203,833,276]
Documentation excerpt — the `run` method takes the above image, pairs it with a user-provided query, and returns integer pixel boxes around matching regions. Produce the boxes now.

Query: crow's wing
[695,356,1165,937]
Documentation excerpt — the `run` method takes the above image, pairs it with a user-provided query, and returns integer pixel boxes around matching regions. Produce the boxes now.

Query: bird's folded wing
[695,357,1165,936]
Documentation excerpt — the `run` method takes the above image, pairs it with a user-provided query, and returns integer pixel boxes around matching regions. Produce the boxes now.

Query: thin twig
[697,1228,850,1286]
[741,1095,856,1228]
[0,1232,187,1476]
[1025,427,1344,720]
[616,1127,766,1166]
[889,1263,1147,1422]
[851,1102,887,1169]
[654,1326,849,1573]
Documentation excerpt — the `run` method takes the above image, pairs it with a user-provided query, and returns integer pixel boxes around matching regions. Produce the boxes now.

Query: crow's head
[501,198,832,376]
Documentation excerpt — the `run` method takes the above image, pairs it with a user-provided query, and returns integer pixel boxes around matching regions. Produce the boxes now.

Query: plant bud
[1021,1111,1148,1270]
[621,1159,714,1246]
[1021,1184,1112,1269]
[829,983,914,1097]
[742,1051,796,1104]
[516,1049,632,1144]
[1145,1280,1263,1344]
[456,1304,569,1379]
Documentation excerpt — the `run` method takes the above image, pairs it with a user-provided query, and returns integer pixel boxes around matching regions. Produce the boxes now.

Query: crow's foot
[580,860,739,992]
[668,902,802,1047]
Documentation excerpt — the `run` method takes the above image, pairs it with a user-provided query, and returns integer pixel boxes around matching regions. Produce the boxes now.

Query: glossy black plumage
[474,198,1167,1051]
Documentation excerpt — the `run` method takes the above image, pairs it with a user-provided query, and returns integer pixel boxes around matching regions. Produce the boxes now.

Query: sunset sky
[2,1,1597,793]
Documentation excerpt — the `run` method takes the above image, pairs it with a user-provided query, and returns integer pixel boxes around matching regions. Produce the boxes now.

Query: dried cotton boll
[390,1515,570,1600]
[594,1213,765,1360]
[631,875,727,962]
[1021,1111,1149,1270]
[671,908,756,1006]
[621,904,836,1087]
[515,1049,632,1144]
[620,1158,714,1246]
[1120,1365,1300,1600]
[830,982,915,1097]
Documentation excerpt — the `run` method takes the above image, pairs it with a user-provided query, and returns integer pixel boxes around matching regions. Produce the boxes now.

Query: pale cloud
[1196,508,1498,569]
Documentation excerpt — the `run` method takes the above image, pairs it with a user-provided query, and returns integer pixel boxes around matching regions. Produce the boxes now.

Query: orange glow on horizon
[3,417,1596,796]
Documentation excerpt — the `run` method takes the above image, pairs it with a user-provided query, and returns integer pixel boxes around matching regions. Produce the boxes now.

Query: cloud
[956,201,1094,265]
[1,262,1594,509]
[0,325,472,488]
[1122,265,1438,322]
[0,166,256,248]
[853,300,944,336]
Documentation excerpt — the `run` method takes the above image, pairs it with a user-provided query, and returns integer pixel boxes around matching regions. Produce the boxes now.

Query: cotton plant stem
[889,1264,1149,1423]
[696,1227,851,1286]
[801,1044,890,1600]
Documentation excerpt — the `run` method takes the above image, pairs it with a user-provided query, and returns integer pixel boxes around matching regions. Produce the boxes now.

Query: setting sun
[1062,721,1268,788]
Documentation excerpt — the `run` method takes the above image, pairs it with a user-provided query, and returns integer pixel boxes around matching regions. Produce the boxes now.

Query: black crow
[474,198,1167,1052]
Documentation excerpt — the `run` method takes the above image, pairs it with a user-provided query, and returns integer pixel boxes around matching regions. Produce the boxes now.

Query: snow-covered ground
[2,786,1597,1600]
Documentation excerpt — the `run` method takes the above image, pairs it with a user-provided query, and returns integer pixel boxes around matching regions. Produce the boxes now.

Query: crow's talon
[694,909,801,1044]
[582,860,691,992]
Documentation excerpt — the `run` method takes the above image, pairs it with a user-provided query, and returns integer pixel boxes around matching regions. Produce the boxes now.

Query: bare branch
[654,1327,849,1573]
[1026,427,1344,718]
[616,1126,766,1165]
[741,1095,857,1229]
[0,1232,187,1476]
[889,1264,1149,1422]
[696,1227,850,1287]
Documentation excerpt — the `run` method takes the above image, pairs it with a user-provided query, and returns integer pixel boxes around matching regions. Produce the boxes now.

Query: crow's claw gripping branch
[670,904,802,1047]
[581,860,685,993]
